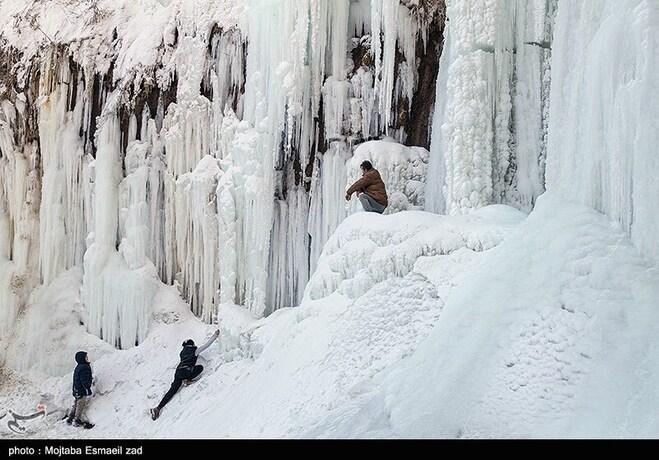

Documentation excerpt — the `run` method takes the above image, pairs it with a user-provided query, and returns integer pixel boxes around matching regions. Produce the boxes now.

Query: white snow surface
[2,195,658,438]
[0,205,527,438]
[328,193,659,438]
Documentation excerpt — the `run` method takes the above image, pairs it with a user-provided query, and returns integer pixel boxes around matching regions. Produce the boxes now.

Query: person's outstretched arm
[195,329,220,356]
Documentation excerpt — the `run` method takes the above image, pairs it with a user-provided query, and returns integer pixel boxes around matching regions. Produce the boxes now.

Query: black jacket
[72,351,93,397]
[177,345,198,370]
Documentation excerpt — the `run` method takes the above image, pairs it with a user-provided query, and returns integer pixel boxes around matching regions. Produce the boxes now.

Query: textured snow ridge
[0,0,444,347]
[0,207,523,438]
[305,205,524,303]
[319,193,659,438]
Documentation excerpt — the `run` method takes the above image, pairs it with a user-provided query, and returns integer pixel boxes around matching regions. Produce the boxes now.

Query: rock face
[0,0,445,347]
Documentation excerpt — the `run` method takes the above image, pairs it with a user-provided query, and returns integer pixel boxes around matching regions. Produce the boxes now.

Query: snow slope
[320,193,659,438]
[1,193,658,438]
[5,193,659,437]
[0,205,524,438]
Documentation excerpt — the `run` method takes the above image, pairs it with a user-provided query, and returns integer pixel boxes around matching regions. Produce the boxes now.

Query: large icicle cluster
[426,0,657,264]
[0,0,445,348]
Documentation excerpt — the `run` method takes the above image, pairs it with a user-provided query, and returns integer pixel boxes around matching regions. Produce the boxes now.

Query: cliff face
[1,0,656,352]
[0,0,445,348]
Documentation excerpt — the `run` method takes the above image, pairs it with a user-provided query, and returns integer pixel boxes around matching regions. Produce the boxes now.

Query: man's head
[182,339,195,347]
[360,160,373,174]
[75,351,88,364]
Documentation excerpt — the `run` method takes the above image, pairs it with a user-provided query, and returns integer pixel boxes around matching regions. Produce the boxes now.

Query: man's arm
[81,366,93,396]
[346,174,374,199]
[195,330,220,356]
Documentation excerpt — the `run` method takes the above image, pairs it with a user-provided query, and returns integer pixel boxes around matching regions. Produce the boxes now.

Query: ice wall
[426,0,556,215]
[0,0,445,348]
[545,0,659,263]
[0,63,41,344]
[427,0,657,263]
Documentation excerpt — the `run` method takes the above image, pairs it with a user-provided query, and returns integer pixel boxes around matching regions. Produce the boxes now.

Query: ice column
[38,57,88,285]
[83,114,157,349]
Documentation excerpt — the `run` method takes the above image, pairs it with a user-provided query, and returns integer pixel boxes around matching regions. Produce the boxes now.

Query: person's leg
[67,398,78,422]
[359,193,375,212]
[189,365,204,380]
[359,193,386,214]
[157,378,183,410]
[74,397,88,422]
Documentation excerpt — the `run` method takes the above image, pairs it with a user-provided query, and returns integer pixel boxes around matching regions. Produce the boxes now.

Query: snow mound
[320,192,659,438]
[306,205,524,301]
[0,206,522,438]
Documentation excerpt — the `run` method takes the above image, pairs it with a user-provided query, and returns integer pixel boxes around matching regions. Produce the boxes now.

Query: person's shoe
[66,417,74,425]
[150,407,160,421]
[183,376,201,386]
[73,418,94,429]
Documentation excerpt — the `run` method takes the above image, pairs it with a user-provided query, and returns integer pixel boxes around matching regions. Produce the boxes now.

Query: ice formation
[0,0,444,347]
[545,0,659,263]
[0,0,657,439]
[426,0,556,215]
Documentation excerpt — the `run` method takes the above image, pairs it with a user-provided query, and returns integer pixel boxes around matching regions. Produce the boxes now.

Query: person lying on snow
[64,351,95,429]
[150,329,220,421]
[345,160,388,214]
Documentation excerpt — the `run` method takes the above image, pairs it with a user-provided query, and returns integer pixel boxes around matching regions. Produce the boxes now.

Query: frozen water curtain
[0,0,445,348]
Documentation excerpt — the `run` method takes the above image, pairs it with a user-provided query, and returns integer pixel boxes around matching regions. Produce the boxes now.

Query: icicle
[82,113,157,349]
[308,142,350,275]
[37,53,87,286]
[174,155,221,323]
[546,0,659,261]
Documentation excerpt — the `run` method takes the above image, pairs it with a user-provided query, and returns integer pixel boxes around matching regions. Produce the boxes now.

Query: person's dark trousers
[359,193,386,214]
[157,365,204,409]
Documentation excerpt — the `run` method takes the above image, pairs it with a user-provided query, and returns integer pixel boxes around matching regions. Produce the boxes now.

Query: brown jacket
[346,169,388,207]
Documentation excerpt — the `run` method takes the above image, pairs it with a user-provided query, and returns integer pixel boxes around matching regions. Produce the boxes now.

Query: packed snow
[1,194,658,438]
[0,204,524,438]
[322,193,659,438]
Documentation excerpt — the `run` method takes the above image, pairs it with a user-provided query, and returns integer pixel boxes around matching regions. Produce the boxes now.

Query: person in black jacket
[65,351,94,429]
[150,330,219,421]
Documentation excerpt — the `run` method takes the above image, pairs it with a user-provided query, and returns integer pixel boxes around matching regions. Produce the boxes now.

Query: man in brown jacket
[345,160,388,214]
